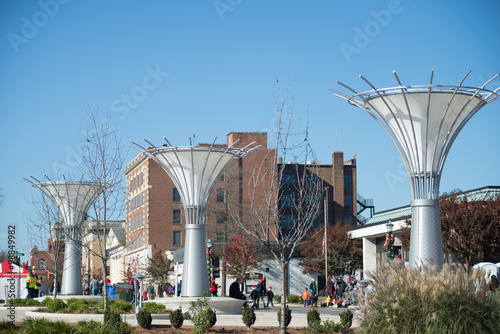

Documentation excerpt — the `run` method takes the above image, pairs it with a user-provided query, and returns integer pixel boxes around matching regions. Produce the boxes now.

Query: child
[302,287,310,307]
[267,286,275,308]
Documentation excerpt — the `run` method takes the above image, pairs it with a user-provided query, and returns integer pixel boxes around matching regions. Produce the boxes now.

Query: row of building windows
[129,212,146,231]
[129,191,147,212]
[130,171,144,193]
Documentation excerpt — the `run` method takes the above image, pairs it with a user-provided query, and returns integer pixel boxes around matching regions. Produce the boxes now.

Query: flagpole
[324,187,329,296]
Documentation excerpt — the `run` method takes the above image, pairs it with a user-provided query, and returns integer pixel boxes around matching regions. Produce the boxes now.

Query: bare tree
[235,80,323,333]
[79,108,127,309]
[26,191,65,298]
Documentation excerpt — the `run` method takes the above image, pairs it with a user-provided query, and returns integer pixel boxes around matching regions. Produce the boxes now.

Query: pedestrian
[98,279,103,296]
[336,277,347,299]
[147,283,155,300]
[347,276,357,304]
[250,286,259,309]
[158,283,163,298]
[129,278,136,306]
[266,286,274,308]
[26,268,38,299]
[258,278,267,308]
[210,280,218,297]
[167,285,174,297]
[90,277,99,295]
[83,280,90,295]
[309,278,317,307]
[177,280,182,297]
[302,287,310,307]
[229,277,246,300]
[142,290,148,301]
[39,277,46,297]
[326,275,334,296]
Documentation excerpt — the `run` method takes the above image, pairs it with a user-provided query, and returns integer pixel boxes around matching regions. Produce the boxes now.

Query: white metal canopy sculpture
[331,70,499,267]
[133,137,258,296]
[26,175,105,294]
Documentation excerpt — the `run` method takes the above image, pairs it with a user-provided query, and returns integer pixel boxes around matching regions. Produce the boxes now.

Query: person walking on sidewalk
[266,286,275,308]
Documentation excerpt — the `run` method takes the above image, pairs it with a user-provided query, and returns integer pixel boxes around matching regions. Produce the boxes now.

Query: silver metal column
[182,224,209,296]
[332,70,499,267]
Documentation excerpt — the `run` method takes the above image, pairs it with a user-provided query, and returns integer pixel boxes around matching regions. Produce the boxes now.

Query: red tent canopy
[0,261,30,277]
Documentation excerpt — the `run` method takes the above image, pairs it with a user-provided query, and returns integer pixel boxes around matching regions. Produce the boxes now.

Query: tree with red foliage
[299,221,362,277]
[221,234,260,288]
[122,254,144,281]
[440,190,500,268]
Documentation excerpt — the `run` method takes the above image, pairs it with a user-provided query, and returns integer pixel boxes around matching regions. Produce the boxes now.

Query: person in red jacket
[210,280,218,297]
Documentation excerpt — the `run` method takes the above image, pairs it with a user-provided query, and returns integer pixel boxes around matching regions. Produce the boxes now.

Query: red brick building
[123,132,357,267]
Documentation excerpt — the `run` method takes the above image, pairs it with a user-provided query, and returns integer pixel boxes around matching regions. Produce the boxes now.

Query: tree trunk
[280,259,287,334]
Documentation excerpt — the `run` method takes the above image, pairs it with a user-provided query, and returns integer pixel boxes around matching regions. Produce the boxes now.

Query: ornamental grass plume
[356,259,500,334]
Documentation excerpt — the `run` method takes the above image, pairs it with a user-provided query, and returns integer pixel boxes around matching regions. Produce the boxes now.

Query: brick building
[122,132,358,284]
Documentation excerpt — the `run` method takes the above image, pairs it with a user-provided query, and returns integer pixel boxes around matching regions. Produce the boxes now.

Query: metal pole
[324,187,328,295]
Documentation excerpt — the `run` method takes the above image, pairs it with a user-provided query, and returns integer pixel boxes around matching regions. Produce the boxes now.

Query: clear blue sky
[1,0,499,257]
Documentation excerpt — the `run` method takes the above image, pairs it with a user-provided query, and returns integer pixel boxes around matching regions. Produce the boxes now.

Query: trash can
[114,283,133,302]
[107,285,115,300]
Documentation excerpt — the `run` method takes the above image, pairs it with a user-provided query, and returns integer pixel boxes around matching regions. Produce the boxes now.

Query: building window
[173,210,181,224]
[48,245,52,251]
[38,259,46,269]
[216,231,224,242]
[344,175,352,189]
[216,212,224,225]
[173,231,182,246]
[344,215,352,223]
[173,188,181,203]
[141,171,143,186]
[217,173,225,182]
[281,215,294,229]
[216,189,225,203]
[59,231,66,240]
[281,174,295,190]
[281,194,295,209]
[345,195,352,209]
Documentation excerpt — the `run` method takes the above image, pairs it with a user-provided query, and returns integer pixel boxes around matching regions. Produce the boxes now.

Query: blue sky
[1,0,499,257]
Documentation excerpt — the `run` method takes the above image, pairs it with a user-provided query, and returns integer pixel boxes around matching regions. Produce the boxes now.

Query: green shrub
[47,298,67,312]
[286,294,301,304]
[142,301,167,314]
[307,307,321,326]
[41,297,52,306]
[20,317,72,334]
[110,300,132,314]
[25,298,42,306]
[242,306,256,328]
[305,319,342,334]
[274,294,281,303]
[104,310,132,334]
[72,320,109,334]
[340,310,353,329]
[169,308,184,329]
[277,305,292,328]
[0,321,16,334]
[357,260,500,334]
[137,310,152,329]
[192,307,217,334]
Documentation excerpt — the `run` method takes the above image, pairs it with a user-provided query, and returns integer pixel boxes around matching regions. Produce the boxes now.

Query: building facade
[123,132,358,286]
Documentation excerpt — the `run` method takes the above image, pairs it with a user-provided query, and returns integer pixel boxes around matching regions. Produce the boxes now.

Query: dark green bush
[72,320,109,334]
[340,310,353,329]
[274,294,281,303]
[242,306,256,328]
[193,307,217,334]
[25,298,42,306]
[277,305,292,328]
[305,319,342,334]
[104,310,132,334]
[137,310,152,329]
[47,298,67,312]
[307,307,321,326]
[170,308,184,328]
[0,321,16,334]
[286,294,301,304]
[41,297,51,306]
[98,297,116,309]
[142,301,167,314]
[110,300,132,313]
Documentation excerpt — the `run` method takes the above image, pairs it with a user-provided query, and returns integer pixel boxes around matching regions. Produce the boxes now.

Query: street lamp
[384,221,395,259]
